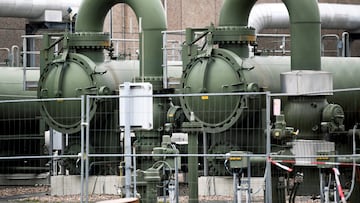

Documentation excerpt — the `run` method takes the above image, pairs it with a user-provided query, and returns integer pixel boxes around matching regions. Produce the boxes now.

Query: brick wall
[0,18,25,65]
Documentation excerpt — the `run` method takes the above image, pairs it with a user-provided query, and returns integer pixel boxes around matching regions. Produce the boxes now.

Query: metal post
[49,129,54,174]
[234,172,238,203]
[320,170,324,203]
[342,32,350,57]
[182,121,202,203]
[85,95,90,203]
[80,95,85,203]
[188,131,199,203]
[265,93,272,203]
[110,8,113,39]
[29,38,36,67]
[22,36,27,90]
[124,83,132,198]
[175,155,179,203]
[247,156,251,203]
[139,17,144,82]
[132,146,137,198]
[163,167,167,203]
[162,31,168,89]
[203,131,208,176]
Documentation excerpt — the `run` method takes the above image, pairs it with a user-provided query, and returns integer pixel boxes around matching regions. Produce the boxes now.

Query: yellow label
[316,157,329,161]
[201,96,209,100]
[229,157,242,161]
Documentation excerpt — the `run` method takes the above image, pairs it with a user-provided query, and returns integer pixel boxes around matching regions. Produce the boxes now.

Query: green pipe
[218,0,257,58]
[218,0,257,27]
[219,0,321,71]
[75,0,167,77]
[282,0,321,71]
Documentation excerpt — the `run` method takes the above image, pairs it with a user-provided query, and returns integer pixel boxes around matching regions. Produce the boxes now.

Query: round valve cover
[38,53,113,133]
[180,49,248,133]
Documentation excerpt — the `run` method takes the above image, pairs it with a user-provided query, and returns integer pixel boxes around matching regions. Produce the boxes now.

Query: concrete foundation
[51,175,264,198]
[51,175,125,196]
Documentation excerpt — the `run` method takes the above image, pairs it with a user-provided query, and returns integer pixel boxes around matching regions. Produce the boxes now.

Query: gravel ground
[0,186,248,203]
[0,186,121,202]
[0,186,321,202]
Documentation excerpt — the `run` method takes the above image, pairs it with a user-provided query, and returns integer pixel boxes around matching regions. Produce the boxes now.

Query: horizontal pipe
[249,3,360,33]
[0,0,82,20]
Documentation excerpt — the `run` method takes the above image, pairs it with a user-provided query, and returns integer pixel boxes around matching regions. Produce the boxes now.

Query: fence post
[80,95,85,203]
[85,95,91,203]
[123,83,132,198]
[265,92,272,203]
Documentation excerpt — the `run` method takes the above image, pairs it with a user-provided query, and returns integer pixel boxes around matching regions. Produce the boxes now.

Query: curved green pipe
[75,0,167,77]
[219,0,321,71]
[282,0,321,71]
[219,0,257,26]
[218,0,257,58]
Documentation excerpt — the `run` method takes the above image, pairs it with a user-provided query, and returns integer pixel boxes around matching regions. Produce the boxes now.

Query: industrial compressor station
[2,0,360,202]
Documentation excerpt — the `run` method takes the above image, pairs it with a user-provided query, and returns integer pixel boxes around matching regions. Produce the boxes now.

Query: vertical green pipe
[126,0,167,77]
[75,0,167,77]
[282,0,321,71]
[40,34,50,73]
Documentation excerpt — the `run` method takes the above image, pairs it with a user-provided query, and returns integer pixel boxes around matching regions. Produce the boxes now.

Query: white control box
[119,82,153,130]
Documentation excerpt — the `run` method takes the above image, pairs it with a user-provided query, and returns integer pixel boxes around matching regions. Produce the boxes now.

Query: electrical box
[316,151,335,168]
[45,129,63,150]
[227,151,249,169]
[120,82,153,130]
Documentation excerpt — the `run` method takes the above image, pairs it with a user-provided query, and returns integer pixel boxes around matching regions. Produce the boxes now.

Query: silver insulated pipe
[0,0,82,21]
[249,3,360,33]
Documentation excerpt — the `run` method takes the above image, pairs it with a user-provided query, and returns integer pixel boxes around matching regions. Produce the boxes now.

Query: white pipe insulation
[249,3,360,33]
[0,0,82,21]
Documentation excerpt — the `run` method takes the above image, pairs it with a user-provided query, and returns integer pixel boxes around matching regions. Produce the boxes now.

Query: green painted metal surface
[219,0,257,27]
[282,0,321,71]
[180,49,248,133]
[181,51,360,133]
[0,67,38,119]
[218,0,257,58]
[76,0,166,77]
[38,53,114,133]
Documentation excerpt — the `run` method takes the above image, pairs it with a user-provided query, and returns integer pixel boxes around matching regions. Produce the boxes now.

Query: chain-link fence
[1,89,360,202]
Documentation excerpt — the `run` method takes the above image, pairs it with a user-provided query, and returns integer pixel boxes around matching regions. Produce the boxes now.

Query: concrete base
[51,175,125,196]
[198,176,264,197]
[51,175,264,198]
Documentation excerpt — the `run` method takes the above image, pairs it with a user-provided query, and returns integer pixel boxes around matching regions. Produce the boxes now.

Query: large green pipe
[218,0,257,58]
[219,0,321,71]
[219,0,257,26]
[75,0,167,77]
[282,0,321,71]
